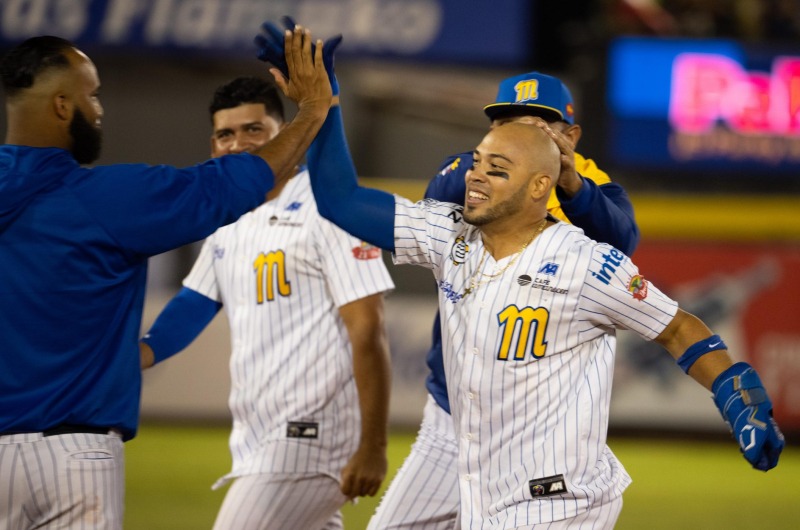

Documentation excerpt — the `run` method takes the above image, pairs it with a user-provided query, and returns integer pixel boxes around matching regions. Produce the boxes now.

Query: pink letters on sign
[670,53,800,135]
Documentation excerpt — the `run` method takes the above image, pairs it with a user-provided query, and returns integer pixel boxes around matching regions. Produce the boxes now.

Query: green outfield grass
[125,423,799,529]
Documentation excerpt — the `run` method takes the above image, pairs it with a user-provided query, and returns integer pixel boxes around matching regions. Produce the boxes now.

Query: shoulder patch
[628,274,649,301]
[352,242,381,260]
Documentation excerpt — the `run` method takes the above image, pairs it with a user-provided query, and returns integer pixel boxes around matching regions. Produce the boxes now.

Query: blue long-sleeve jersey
[0,146,273,440]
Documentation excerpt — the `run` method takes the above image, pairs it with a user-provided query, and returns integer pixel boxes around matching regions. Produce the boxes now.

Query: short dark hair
[0,36,75,97]
[208,76,284,124]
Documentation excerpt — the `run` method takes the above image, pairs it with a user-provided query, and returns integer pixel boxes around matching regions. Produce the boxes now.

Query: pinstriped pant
[212,473,348,530]
[368,395,460,530]
[509,496,623,530]
[0,431,124,530]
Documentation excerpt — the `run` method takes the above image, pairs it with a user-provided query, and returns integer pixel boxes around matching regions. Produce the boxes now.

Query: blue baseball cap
[483,72,575,124]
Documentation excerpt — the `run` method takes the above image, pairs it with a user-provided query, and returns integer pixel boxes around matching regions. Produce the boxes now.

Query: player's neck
[481,216,549,260]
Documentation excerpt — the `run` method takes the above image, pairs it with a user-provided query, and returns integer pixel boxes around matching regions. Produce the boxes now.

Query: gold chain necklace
[463,217,548,297]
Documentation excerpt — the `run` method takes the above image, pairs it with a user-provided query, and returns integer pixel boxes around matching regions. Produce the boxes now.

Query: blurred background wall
[1,0,798,436]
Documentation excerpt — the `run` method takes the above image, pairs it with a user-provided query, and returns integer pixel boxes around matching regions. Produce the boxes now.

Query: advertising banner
[607,36,800,177]
[0,0,533,65]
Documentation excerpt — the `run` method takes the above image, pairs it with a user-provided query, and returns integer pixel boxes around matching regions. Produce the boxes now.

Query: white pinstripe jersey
[184,170,394,486]
[392,197,678,529]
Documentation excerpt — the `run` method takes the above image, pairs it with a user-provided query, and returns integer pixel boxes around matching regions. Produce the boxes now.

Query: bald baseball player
[260,31,784,527]
[369,71,640,530]
[0,28,331,529]
[140,74,394,530]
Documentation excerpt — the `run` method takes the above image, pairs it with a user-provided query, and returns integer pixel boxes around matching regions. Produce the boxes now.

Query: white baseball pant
[212,472,348,530]
[0,430,124,529]
[368,395,460,530]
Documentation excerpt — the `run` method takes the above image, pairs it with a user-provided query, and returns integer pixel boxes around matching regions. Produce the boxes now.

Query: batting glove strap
[711,362,785,471]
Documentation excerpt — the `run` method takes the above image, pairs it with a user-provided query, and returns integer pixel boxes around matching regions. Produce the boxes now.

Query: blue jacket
[0,146,272,440]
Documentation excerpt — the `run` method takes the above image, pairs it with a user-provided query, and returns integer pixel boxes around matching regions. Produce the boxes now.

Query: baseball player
[369,72,640,530]
[0,28,330,529]
[140,75,394,530]
[262,29,783,527]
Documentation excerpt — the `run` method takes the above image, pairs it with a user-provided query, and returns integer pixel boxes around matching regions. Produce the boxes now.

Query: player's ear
[529,172,552,200]
[52,93,71,122]
[562,124,582,148]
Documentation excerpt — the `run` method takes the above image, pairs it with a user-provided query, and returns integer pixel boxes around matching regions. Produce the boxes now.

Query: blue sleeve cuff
[141,287,222,364]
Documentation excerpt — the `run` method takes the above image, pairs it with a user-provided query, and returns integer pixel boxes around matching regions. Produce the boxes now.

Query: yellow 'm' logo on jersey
[497,305,549,360]
[253,250,291,303]
[514,79,539,103]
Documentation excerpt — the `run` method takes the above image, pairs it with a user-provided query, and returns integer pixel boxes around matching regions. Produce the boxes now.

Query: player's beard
[463,188,527,227]
[69,108,102,165]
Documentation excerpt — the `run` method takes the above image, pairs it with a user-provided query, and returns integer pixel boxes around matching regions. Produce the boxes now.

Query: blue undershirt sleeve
[141,287,222,364]
[306,105,396,252]
[556,179,640,255]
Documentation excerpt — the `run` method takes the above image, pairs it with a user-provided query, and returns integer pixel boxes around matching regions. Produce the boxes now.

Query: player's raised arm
[255,26,331,185]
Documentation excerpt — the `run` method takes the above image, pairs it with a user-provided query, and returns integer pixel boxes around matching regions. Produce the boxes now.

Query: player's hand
[339,444,387,498]
[531,118,582,197]
[256,17,343,96]
[270,26,332,113]
[712,362,785,471]
[140,342,155,369]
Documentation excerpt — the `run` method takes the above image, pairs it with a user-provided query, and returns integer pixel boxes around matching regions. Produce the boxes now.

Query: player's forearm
[352,334,391,449]
[307,105,396,251]
[655,309,732,390]
[141,287,221,365]
[255,102,329,186]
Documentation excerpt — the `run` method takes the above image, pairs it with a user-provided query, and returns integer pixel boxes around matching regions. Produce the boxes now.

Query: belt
[42,424,111,437]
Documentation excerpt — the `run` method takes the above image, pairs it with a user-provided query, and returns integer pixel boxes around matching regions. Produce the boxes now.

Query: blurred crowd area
[536,0,800,72]
[610,0,800,42]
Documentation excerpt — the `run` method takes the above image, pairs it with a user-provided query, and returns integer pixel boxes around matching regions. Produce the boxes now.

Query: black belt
[43,425,111,437]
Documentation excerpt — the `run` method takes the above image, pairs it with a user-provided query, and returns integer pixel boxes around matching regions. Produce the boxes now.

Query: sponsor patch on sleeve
[627,274,649,300]
[352,242,381,260]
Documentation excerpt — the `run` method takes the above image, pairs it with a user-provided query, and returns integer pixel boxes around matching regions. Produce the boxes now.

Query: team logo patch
[529,474,568,498]
[628,274,649,301]
[538,262,559,276]
[450,236,469,265]
[352,242,381,260]
[438,156,462,177]
[285,201,303,211]
[287,421,318,439]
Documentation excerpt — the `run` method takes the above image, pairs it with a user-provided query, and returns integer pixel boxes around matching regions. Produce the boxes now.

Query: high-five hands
[256,17,342,96]
[268,25,332,112]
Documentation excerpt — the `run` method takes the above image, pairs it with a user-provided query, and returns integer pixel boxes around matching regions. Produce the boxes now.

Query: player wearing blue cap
[368,71,640,530]
[257,24,783,530]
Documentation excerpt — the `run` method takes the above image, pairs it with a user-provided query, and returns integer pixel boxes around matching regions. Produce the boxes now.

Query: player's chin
[463,208,488,226]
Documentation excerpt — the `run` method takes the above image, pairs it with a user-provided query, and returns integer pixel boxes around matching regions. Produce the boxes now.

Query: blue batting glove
[712,362,784,471]
[254,20,289,78]
[254,17,343,96]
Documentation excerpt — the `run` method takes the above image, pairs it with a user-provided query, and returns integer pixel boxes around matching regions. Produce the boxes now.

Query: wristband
[676,334,727,373]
